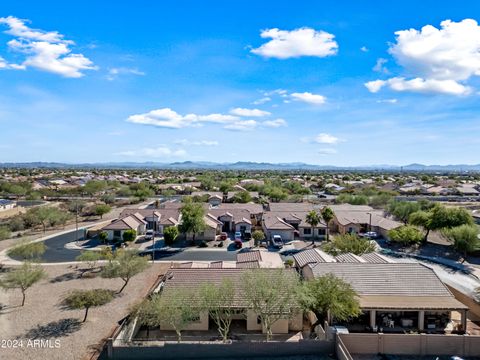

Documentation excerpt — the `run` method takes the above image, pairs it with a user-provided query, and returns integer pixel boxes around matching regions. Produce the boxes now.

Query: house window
[113,230,121,239]
[318,228,326,235]
[257,316,262,325]
[303,228,312,235]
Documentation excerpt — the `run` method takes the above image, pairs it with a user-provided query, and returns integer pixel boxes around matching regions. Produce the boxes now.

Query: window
[303,228,312,235]
[257,316,262,325]
[318,228,326,235]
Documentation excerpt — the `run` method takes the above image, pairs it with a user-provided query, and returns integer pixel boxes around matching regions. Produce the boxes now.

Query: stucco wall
[339,333,480,357]
[447,285,480,321]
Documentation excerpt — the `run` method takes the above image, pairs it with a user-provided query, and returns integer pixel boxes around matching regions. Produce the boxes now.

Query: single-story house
[141,268,303,335]
[292,249,393,270]
[191,191,224,205]
[303,262,468,332]
[329,204,402,238]
[262,213,296,241]
[101,213,147,241]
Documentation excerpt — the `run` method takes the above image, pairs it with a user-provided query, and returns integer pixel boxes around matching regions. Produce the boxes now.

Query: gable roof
[101,215,142,231]
[262,213,295,230]
[293,248,336,268]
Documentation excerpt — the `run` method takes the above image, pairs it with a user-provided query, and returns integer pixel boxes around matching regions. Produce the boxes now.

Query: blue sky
[1,1,480,166]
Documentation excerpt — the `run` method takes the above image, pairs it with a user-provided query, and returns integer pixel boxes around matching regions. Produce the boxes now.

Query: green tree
[306,210,321,245]
[179,200,206,243]
[0,262,47,306]
[83,180,107,196]
[67,200,87,214]
[200,280,235,342]
[388,201,421,224]
[299,274,361,325]
[233,191,252,203]
[320,207,335,242]
[24,206,70,233]
[134,289,197,342]
[323,233,376,256]
[242,269,300,341]
[409,204,474,242]
[388,225,424,246]
[0,226,11,241]
[122,229,137,242]
[94,204,111,219]
[164,226,179,246]
[252,230,265,247]
[101,250,149,293]
[7,241,46,260]
[63,289,114,322]
[443,224,480,258]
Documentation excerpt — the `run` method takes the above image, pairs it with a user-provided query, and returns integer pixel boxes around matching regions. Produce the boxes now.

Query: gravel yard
[0,262,170,360]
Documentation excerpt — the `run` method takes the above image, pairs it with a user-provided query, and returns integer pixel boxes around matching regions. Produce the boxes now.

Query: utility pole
[367,212,372,232]
[151,207,155,264]
[75,201,79,244]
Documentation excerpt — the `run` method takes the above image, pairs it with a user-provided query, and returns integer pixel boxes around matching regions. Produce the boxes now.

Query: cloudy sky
[1,1,480,166]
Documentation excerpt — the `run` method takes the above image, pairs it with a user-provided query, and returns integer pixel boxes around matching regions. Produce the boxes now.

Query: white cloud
[230,107,271,117]
[367,19,480,95]
[106,67,145,81]
[365,77,471,95]
[376,98,398,104]
[174,139,219,146]
[373,58,388,73]
[0,16,96,78]
[252,97,271,105]
[315,133,340,144]
[117,145,187,158]
[251,27,338,59]
[291,92,326,105]
[224,120,258,131]
[262,118,287,128]
[318,148,337,155]
[127,108,238,129]
[360,46,369,52]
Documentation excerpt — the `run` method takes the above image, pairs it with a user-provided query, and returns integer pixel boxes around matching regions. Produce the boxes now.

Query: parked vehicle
[243,231,252,241]
[364,231,379,239]
[270,235,283,249]
[144,229,154,240]
[219,232,228,241]
[234,231,242,240]
[234,238,243,249]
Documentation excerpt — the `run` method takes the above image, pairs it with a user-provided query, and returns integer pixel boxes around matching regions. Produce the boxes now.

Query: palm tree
[321,206,335,242]
[306,210,321,245]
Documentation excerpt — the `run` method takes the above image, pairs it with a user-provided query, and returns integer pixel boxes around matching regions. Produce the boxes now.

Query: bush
[199,240,208,248]
[0,226,11,241]
[388,225,424,245]
[164,226,179,246]
[8,217,25,232]
[122,229,137,242]
[284,259,294,267]
[217,241,224,248]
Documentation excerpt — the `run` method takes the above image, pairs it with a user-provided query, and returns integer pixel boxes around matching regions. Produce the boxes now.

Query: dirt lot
[0,262,170,360]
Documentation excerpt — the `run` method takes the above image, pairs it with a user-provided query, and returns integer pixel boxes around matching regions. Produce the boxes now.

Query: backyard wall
[339,333,480,357]
[109,339,334,360]
[447,285,480,321]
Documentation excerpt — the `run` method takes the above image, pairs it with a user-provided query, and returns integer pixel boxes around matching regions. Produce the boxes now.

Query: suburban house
[329,204,402,238]
[120,208,180,234]
[101,213,147,241]
[191,191,224,205]
[302,262,469,333]
[207,207,252,234]
[131,268,303,337]
[0,199,16,211]
[263,203,327,240]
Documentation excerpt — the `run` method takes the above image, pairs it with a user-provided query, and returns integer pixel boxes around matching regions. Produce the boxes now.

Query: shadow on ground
[21,318,82,339]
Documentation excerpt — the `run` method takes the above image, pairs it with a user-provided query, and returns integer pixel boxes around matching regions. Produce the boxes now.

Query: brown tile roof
[359,295,467,310]
[308,263,454,297]
[101,215,142,231]
[161,268,296,307]
[262,213,295,230]
[293,248,336,268]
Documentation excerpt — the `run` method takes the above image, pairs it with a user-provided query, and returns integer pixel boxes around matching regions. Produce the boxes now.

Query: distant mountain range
[1,161,480,172]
